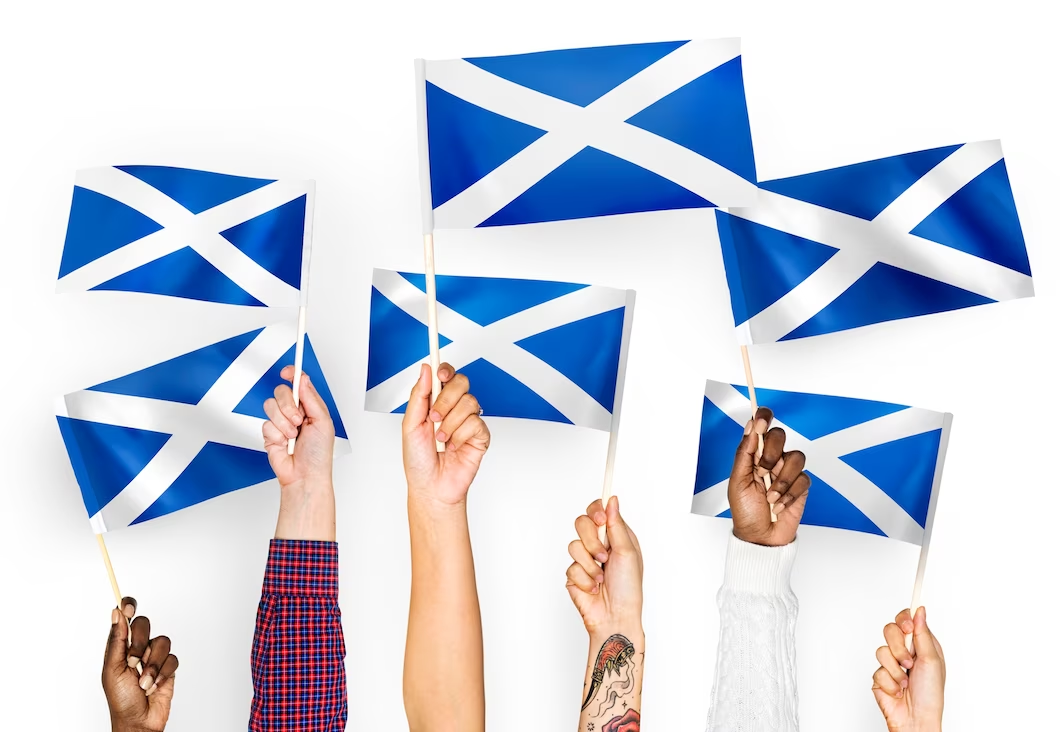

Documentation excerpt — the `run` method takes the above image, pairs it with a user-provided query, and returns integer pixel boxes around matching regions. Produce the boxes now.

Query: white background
[1,1,1056,730]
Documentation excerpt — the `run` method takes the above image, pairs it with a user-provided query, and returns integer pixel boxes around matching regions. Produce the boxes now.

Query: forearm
[404,496,484,732]
[274,478,336,541]
[578,625,644,732]
[249,540,347,731]
[706,535,799,732]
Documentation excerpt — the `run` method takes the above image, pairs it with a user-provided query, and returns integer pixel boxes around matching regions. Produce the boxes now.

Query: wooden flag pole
[287,306,308,455]
[905,412,953,651]
[740,345,776,522]
[598,291,637,545]
[414,59,444,453]
[424,233,444,453]
[96,534,123,607]
[97,533,143,672]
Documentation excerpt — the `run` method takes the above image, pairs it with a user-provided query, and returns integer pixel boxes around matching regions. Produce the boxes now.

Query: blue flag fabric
[56,321,349,532]
[419,38,758,229]
[57,166,314,308]
[691,379,951,545]
[365,269,635,431]
[717,140,1034,343]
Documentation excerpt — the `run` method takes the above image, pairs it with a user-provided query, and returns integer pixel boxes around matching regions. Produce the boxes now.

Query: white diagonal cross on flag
[57,166,312,307]
[60,322,296,532]
[691,381,945,544]
[426,38,757,229]
[731,140,1035,344]
[366,270,632,430]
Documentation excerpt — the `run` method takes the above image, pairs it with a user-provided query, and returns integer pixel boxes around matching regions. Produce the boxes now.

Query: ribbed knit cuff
[262,539,339,597]
[722,534,798,595]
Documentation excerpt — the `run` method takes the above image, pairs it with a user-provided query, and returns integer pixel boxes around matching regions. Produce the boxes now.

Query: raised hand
[728,407,811,546]
[262,365,335,491]
[402,363,490,507]
[102,598,179,732]
[565,496,643,634]
[872,607,946,732]
[263,365,337,541]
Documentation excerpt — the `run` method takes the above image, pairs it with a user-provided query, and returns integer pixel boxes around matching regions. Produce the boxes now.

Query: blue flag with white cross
[717,140,1033,343]
[418,38,758,228]
[691,380,952,545]
[56,321,349,532]
[57,165,314,307]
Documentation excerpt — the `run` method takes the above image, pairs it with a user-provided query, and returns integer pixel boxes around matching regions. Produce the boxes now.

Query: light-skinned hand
[565,496,643,635]
[872,606,945,732]
[262,365,335,491]
[402,363,490,508]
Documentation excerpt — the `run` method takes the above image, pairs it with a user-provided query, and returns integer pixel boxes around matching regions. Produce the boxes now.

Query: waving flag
[717,140,1034,343]
[365,269,635,431]
[56,321,348,532]
[57,165,314,308]
[418,38,758,229]
[691,380,951,545]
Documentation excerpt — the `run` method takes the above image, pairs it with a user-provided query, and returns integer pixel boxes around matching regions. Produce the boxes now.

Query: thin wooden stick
[740,346,776,522]
[287,306,308,456]
[905,412,953,651]
[598,291,637,546]
[97,534,142,672]
[97,533,123,607]
[424,233,444,452]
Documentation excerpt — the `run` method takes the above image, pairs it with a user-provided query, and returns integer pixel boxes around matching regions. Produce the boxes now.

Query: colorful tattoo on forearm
[581,634,636,711]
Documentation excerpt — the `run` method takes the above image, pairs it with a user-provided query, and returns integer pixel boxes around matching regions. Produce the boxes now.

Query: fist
[102,598,179,732]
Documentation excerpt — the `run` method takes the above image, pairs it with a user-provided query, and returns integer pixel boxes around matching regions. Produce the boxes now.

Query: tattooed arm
[567,497,644,732]
[402,363,491,732]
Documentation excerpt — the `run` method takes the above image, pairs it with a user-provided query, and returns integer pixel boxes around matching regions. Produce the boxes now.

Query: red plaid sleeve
[249,540,347,731]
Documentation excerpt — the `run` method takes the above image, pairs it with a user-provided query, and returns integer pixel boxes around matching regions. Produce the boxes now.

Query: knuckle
[568,539,583,556]
[451,373,469,391]
[462,393,480,411]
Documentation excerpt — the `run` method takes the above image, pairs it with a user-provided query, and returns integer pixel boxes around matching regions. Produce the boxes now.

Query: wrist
[275,478,336,541]
[407,487,468,516]
[588,621,644,646]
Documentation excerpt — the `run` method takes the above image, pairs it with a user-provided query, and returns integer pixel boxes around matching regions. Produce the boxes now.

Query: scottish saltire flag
[365,269,635,431]
[418,38,758,229]
[57,166,315,307]
[691,380,951,545]
[56,321,349,532]
[717,140,1034,343]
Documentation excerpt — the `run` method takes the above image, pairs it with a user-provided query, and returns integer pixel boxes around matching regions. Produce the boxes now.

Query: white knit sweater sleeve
[705,534,799,732]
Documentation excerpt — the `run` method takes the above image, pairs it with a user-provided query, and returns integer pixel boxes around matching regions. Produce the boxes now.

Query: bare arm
[401,363,491,732]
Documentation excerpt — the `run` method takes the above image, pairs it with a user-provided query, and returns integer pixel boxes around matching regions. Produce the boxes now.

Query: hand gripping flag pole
[740,346,776,522]
[416,58,445,452]
[95,535,143,671]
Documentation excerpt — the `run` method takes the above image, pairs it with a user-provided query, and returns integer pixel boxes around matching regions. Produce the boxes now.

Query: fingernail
[139,674,153,690]
[896,688,903,698]
[435,431,448,443]
[900,677,908,689]
[744,420,753,435]
[754,418,767,435]
[430,410,442,422]
[593,511,606,526]
[772,502,787,514]
[591,585,599,594]
[123,603,134,617]
[111,609,120,624]
[595,574,604,584]
[292,413,303,425]
[766,491,780,503]
[902,622,913,633]
[901,658,913,669]
[145,682,158,696]
[127,656,140,669]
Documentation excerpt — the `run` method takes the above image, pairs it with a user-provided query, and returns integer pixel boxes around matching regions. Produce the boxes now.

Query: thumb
[912,606,939,660]
[298,373,331,423]
[402,364,432,433]
[104,607,129,677]
[605,496,635,555]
